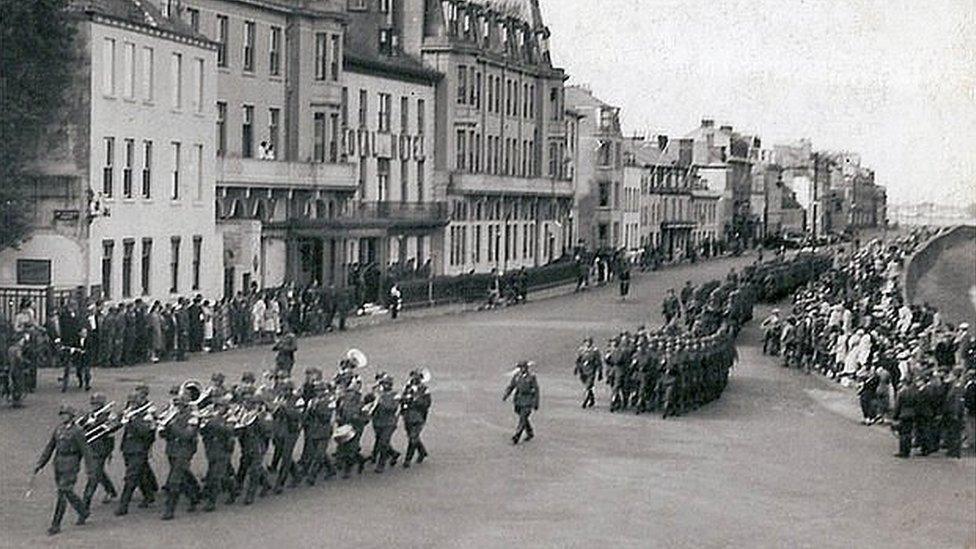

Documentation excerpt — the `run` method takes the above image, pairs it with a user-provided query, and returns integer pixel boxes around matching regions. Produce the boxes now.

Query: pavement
[1,252,974,549]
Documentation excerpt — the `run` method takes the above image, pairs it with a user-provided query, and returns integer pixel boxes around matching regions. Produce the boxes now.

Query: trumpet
[76,402,115,427]
[121,402,156,425]
[154,404,180,432]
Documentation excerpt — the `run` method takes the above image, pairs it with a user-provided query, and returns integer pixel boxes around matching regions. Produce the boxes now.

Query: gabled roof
[71,0,211,44]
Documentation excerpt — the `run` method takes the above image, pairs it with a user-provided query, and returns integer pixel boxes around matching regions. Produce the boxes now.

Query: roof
[624,138,679,167]
[344,46,442,84]
[564,85,615,110]
[71,0,211,44]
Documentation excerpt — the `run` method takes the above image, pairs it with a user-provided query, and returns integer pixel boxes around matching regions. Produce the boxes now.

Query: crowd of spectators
[761,229,976,457]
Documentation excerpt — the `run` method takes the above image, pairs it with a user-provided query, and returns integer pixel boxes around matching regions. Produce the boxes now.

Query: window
[400,161,408,202]
[378,93,391,133]
[417,99,425,134]
[341,87,348,127]
[379,0,391,12]
[400,97,409,133]
[123,139,134,198]
[468,130,475,171]
[194,58,204,113]
[550,87,559,120]
[523,83,528,117]
[122,240,134,298]
[358,157,367,197]
[474,71,481,108]
[139,238,152,295]
[142,140,153,198]
[469,67,477,105]
[330,34,341,80]
[329,113,339,162]
[315,33,328,80]
[216,15,228,67]
[216,102,227,156]
[506,79,512,115]
[141,47,154,101]
[171,53,182,109]
[599,182,610,207]
[358,89,367,127]
[269,108,281,159]
[377,159,390,201]
[103,137,114,197]
[417,159,425,201]
[457,65,467,104]
[102,240,114,299]
[474,225,481,263]
[123,42,135,99]
[456,130,466,171]
[487,75,494,113]
[187,7,200,31]
[195,144,204,200]
[170,142,181,199]
[243,21,255,72]
[242,105,254,158]
[269,26,282,76]
[598,141,612,166]
[15,260,52,285]
[170,237,181,293]
[313,113,326,162]
[192,236,202,290]
[102,38,115,95]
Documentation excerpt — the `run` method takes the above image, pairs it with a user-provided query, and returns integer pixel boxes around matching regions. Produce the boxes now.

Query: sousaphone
[345,348,368,369]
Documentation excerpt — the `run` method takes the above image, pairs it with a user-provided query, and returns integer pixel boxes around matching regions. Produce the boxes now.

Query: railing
[0,286,80,325]
[350,201,449,222]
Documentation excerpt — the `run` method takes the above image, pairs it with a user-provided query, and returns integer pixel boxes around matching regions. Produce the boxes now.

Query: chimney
[701,118,715,128]
[657,135,669,151]
[719,124,733,133]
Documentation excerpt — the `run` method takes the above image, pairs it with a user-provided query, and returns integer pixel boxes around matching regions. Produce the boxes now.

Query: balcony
[449,172,574,197]
[265,201,449,236]
[215,158,356,191]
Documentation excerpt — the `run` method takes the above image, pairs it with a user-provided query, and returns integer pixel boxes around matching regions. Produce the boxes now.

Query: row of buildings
[0,0,886,303]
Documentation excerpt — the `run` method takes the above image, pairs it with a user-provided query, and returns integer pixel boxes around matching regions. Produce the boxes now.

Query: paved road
[2,254,974,549]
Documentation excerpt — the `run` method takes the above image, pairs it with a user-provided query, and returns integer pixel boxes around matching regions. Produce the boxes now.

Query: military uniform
[892,382,918,457]
[159,404,200,519]
[237,406,273,505]
[401,378,431,467]
[272,333,297,377]
[81,401,118,509]
[35,406,91,535]
[271,395,303,492]
[302,389,337,484]
[115,399,156,515]
[503,364,539,444]
[368,384,401,472]
[574,342,603,408]
[201,408,238,510]
[335,387,368,478]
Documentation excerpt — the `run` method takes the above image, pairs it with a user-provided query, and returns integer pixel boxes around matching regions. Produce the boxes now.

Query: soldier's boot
[81,480,96,511]
[416,442,428,463]
[49,495,68,535]
[357,454,367,475]
[102,477,118,503]
[67,491,88,525]
[403,443,415,468]
[389,448,400,467]
[202,495,217,512]
[375,452,386,474]
[524,424,534,442]
[161,490,177,520]
[115,484,135,515]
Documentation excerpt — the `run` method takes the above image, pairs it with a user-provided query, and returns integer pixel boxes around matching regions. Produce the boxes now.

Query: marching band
[33,348,432,535]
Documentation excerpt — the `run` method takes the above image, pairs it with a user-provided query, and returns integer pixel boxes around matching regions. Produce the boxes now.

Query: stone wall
[903,224,976,304]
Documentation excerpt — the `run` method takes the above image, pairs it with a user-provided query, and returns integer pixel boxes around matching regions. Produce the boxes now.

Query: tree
[0,0,75,250]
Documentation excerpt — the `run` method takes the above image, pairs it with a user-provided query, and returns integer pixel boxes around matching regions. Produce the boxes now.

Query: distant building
[683,119,758,246]
[566,85,626,251]
[0,0,222,301]
[400,0,576,274]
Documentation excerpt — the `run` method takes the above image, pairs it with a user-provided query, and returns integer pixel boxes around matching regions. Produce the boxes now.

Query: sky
[540,0,976,206]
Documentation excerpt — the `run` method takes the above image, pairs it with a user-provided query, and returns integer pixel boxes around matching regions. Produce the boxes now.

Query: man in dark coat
[892,378,919,458]
[81,393,118,508]
[574,338,603,408]
[35,404,92,535]
[401,371,431,467]
[366,376,400,473]
[502,361,540,444]
[200,399,237,510]
[159,395,200,520]
[115,392,157,515]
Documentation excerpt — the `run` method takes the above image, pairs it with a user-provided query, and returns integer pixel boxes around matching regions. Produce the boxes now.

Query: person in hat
[574,337,603,409]
[5,331,27,407]
[271,385,303,493]
[302,381,337,485]
[334,382,368,478]
[892,373,920,457]
[237,395,273,505]
[502,361,539,444]
[272,329,298,377]
[207,372,229,400]
[81,393,118,509]
[200,398,237,511]
[159,394,200,520]
[35,404,92,535]
[115,391,157,516]
[401,371,431,468]
[367,374,400,473]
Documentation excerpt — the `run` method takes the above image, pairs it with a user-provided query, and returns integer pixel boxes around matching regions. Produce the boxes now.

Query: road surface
[2,254,973,549]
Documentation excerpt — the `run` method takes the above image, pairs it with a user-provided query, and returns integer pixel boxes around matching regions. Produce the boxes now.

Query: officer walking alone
[35,405,92,535]
[503,361,540,444]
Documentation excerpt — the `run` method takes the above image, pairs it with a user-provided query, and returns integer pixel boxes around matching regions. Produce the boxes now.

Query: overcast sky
[541,0,976,206]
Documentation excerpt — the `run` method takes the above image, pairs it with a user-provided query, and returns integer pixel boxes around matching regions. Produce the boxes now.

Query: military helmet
[58,403,77,417]
[90,392,107,405]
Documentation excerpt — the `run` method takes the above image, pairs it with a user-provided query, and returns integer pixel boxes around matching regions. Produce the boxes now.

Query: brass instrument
[79,402,118,444]
[345,348,368,369]
[75,402,114,427]
[120,402,155,425]
[154,402,180,432]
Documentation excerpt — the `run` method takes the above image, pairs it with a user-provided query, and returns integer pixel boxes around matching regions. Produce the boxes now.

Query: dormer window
[379,29,392,54]
[482,17,490,39]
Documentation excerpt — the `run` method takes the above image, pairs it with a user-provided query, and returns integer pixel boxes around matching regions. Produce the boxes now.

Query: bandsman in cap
[81,393,118,509]
[115,391,157,516]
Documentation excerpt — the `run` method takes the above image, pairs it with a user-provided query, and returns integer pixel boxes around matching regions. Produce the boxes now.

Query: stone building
[0,0,222,302]
[385,0,575,274]
[565,85,626,251]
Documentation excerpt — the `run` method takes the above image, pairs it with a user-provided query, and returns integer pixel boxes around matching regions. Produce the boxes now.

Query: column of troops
[33,349,431,536]
[574,253,832,418]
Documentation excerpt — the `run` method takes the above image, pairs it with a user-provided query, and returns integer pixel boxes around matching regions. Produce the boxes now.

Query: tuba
[344,348,368,369]
[179,379,205,405]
